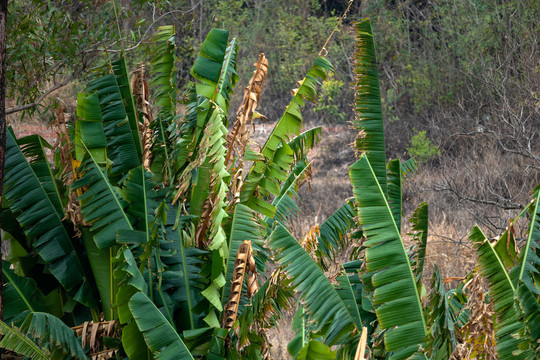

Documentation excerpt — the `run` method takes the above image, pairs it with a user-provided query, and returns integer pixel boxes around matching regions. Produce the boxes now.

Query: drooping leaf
[114,246,148,324]
[0,313,88,360]
[27,313,89,359]
[267,159,310,230]
[493,204,530,268]
[316,199,356,262]
[516,281,540,346]
[335,267,363,331]
[288,127,322,163]
[288,306,307,358]
[3,129,86,293]
[269,226,356,345]
[0,321,48,360]
[469,226,530,359]
[80,227,115,320]
[129,292,194,360]
[72,154,133,249]
[2,261,44,325]
[121,321,151,360]
[16,134,64,217]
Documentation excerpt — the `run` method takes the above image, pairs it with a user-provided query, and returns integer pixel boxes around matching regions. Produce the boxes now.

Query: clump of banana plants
[1,22,334,359]
[2,16,539,360]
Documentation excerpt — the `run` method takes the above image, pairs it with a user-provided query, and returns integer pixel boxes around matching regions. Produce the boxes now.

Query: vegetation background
[2,0,539,358]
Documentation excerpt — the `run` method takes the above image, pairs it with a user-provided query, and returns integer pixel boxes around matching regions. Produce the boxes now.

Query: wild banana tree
[255,18,429,359]
[1,21,335,358]
[470,190,540,359]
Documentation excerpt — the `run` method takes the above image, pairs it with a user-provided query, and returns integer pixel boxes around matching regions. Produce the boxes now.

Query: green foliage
[269,226,357,345]
[0,313,88,360]
[129,292,194,360]
[353,19,387,194]
[296,340,337,360]
[350,155,426,357]
[314,76,346,122]
[406,130,440,163]
[3,11,540,360]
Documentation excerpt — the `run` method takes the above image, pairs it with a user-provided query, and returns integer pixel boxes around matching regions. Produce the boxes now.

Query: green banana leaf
[86,73,141,178]
[350,155,426,358]
[267,159,310,229]
[235,271,295,352]
[129,292,194,360]
[425,265,457,360]
[516,281,540,343]
[122,166,161,238]
[172,28,238,175]
[191,28,238,111]
[183,30,238,171]
[259,126,321,199]
[75,92,107,164]
[409,202,428,287]
[2,261,44,325]
[72,154,134,249]
[160,208,207,331]
[71,151,135,318]
[122,321,151,360]
[0,312,88,360]
[149,25,177,182]
[288,127,322,163]
[315,199,356,262]
[335,267,363,331]
[269,225,356,345]
[111,57,143,159]
[353,19,387,194]
[16,134,64,217]
[516,190,540,294]
[114,246,148,324]
[296,340,337,360]
[288,306,307,358]
[469,226,530,359]
[151,25,177,116]
[387,158,417,232]
[3,129,86,293]
[0,321,49,360]
[492,203,531,267]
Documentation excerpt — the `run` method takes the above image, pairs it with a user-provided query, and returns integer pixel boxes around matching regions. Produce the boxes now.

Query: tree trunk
[0,0,8,333]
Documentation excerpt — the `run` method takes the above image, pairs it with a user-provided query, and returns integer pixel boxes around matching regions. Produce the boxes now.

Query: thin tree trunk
[0,0,8,335]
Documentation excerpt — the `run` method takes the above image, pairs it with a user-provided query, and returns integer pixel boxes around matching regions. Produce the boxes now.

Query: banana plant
[470,189,540,359]
[7,15,530,360]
